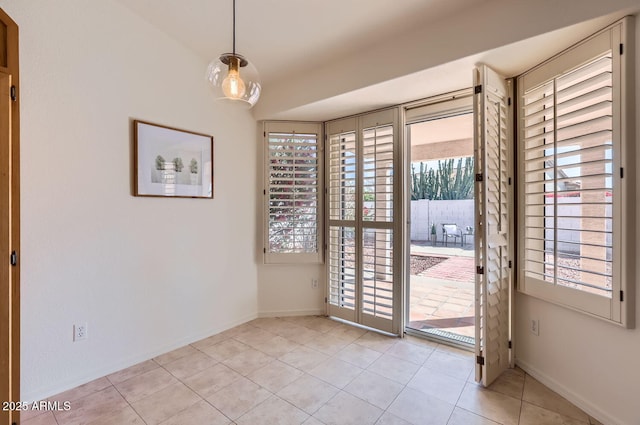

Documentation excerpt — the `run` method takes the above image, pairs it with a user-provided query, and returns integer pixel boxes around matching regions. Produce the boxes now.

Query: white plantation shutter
[327,118,358,323]
[518,20,632,326]
[522,55,613,299]
[362,124,394,223]
[328,226,356,316]
[264,122,323,264]
[326,109,401,334]
[328,129,357,222]
[360,118,396,331]
[473,65,513,386]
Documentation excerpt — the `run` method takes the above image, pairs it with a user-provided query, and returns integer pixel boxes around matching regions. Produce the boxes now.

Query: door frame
[402,89,475,348]
[0,7,20,425]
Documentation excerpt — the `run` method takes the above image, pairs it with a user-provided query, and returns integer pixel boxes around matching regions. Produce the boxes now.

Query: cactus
[410,157,474,200]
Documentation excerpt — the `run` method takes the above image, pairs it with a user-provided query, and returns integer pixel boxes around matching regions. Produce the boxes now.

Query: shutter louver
[326,109,399,333]
[328,226,356,311]
[329,132,357,221]
[265,125,322,264]
[362,228,393,320]
[474,65,512,387]
[328,128,358,322]
[522,53,613,297]
[362,125,393,222]
[361,124,395,321]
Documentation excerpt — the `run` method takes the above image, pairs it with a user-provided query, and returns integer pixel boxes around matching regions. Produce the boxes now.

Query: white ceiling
[115,0,488,85]
[115,0,639,121]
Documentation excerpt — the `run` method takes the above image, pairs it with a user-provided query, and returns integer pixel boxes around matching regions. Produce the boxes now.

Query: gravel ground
[410,255,448,275]
[543,254,612,290]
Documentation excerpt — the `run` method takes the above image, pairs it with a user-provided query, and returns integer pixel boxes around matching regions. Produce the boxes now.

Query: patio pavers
[417,256,475,282]
[409,246,476,341]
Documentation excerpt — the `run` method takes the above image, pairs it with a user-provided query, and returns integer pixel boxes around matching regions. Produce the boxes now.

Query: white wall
[255,125,325,317]
[257,265,325,317]
[0,0,259,401]
[514,19,640,425]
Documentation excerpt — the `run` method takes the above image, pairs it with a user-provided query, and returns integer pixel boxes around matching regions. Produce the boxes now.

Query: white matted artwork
[134,120,213,198]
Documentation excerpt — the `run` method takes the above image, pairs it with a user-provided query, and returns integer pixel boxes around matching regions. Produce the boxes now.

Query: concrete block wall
[410,199,474,241]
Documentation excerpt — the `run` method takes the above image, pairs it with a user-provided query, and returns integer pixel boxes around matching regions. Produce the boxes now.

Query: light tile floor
[22,316,604,425]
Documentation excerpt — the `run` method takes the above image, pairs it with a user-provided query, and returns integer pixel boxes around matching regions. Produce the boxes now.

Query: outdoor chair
[442,224,463,247]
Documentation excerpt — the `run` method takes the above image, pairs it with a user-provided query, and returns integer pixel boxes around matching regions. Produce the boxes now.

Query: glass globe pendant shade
[206,53,261,108]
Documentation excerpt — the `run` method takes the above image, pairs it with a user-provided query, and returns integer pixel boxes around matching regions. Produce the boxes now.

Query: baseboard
[516,358,623,425]
[258,308,325,318]
[22,312,258,403]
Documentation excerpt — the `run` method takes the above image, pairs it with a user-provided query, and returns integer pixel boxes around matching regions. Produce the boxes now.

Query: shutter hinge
[263,131,266,137]
[508,260,512,269]
[508,340,512,349]
[508,177,512,185]
[508,97,512,106]
[10,85,16,101]
[476,356,485,365]
[475,173,483,182]
[324,297,327,304]
[474,85,482,94]
[476,266,484,275]
[263,189,266,195]
[620,168,624,178]
[10,251,17,266]
[620,43,624,55]
[263,248,266,254]
[620,290,624,302]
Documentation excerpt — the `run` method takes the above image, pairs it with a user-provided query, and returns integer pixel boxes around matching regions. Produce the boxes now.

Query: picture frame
[133,120,214,198]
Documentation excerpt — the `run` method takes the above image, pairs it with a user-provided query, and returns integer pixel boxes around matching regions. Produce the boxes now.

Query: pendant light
[206,0,261,107]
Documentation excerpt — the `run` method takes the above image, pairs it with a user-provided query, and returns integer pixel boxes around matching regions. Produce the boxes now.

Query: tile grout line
[171,360,237,425]
[109,382,149,425]
[38,316,591,425]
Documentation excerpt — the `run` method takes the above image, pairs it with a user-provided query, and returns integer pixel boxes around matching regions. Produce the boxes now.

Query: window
[517,19,633,326]
[264,122,323,264]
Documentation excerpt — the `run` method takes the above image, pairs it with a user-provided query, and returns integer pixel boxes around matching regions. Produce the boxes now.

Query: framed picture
[134,120,214,198]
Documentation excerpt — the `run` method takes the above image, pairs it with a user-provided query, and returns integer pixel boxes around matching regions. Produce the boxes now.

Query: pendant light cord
[232,0,236,55]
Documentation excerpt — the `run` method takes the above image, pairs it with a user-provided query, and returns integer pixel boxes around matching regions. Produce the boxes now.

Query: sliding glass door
[404,95,476,346]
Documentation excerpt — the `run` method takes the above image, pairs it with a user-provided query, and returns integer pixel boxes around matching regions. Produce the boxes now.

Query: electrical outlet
[74,323,88,341]
[311,278,318,289]
[530,319,539,336]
